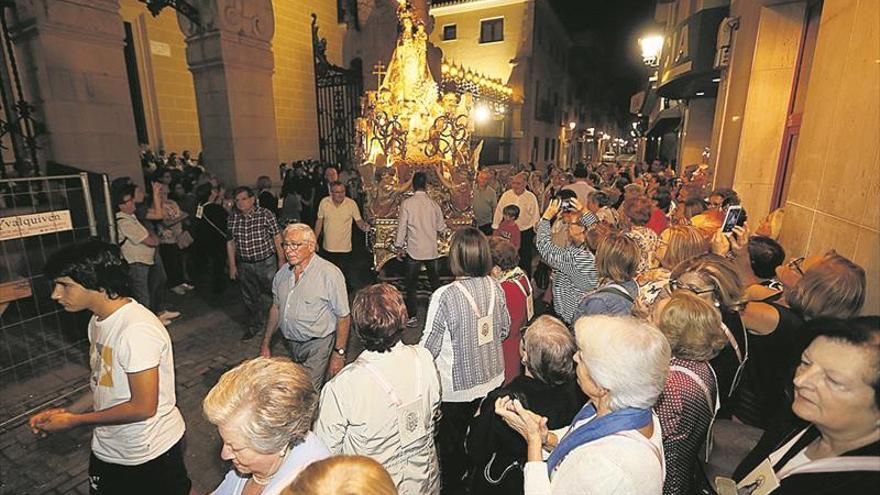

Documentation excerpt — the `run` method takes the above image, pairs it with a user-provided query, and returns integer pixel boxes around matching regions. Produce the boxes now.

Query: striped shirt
[227,206,279,262]
[421,276,511,402]
[536,214,599,324]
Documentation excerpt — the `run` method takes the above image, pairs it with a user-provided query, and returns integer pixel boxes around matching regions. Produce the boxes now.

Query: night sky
[549,0,657,133]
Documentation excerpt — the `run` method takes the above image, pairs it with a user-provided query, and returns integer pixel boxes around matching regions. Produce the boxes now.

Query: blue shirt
[272,255,349,341]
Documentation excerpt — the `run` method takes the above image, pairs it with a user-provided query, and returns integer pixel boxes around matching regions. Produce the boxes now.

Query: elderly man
[493,172,540,276]
[472,170,497,235]
[226,186,284,341]
[261,224,351,390]
[315,181,370,286]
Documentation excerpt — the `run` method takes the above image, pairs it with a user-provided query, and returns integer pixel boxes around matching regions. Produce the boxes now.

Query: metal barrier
[0,173,113,419]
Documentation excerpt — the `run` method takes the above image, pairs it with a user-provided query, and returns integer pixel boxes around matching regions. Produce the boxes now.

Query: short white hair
[574,315,671,411]
[283,223,317,243]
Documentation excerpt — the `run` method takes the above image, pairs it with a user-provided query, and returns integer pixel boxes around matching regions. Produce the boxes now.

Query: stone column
[9,0,141,179]
[178,0,278,187]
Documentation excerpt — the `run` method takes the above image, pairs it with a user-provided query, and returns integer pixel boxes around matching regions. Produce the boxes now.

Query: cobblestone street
[0,284,283,494]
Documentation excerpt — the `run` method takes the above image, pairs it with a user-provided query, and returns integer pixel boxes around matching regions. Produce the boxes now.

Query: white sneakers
[158,310,181,326]
[171,283,195,295]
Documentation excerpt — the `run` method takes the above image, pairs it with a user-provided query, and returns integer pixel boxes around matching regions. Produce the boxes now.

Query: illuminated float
[356,0,484,273]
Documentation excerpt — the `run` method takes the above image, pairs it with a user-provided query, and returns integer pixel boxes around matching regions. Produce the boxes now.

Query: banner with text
[0,210,74,241]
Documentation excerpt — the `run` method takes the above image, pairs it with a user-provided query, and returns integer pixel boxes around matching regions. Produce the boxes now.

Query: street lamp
[639,34,664,67]
[474,105,491,123]
[568,121,576,130]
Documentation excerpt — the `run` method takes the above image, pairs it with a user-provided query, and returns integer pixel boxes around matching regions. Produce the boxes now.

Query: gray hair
[283,223,317,243]
[524,315,578,386]
[574,315,671,410]
[202,357,317,453]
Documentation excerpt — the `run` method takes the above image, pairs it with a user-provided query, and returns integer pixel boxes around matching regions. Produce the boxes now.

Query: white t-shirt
[88,300,185,465]
[317,197,362,253]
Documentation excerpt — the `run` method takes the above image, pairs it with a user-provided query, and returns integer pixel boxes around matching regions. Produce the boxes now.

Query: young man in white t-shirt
[29,239,191,494]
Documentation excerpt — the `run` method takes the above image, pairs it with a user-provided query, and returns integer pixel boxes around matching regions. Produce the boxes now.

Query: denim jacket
[572,279,639,321]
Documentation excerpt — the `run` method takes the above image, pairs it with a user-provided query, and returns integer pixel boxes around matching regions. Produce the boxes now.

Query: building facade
[633,0,879,314]
[429,0,579,169]
[5,0,346,186]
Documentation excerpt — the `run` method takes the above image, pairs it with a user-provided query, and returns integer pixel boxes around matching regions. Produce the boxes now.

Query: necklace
[251,473,271,486]
[249,448,289,487]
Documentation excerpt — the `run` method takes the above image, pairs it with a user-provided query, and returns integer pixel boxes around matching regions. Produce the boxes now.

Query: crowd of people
[25,154,879,495]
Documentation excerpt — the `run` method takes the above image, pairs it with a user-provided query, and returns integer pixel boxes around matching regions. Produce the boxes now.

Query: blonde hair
[660,225,708,270]
[786,251,865,320]
[202,357,317,454]
[659,291,726,361]
[283,456,398,495]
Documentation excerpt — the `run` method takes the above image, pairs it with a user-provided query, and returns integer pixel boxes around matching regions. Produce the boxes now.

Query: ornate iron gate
[0,3,45,178]
[312,13,362,168]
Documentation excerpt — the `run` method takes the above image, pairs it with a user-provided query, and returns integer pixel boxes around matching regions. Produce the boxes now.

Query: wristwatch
[333,347,346,356]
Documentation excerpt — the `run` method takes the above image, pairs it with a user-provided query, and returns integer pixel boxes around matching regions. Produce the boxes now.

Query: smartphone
[721,205,743,233]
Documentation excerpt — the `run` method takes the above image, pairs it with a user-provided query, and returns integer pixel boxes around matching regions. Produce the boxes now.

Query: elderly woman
[535,198,599,324]
[621,195,660,274]
[653,291,726,495]
[204,357,330,494]
[573,232,640,320]
[315,284,441,494]
[467,315,586,495]
[489,236,532,383]
[421,227,511,494]
[728,235,866,426]
[731,317,880,493]
[496,316,671,494]
[637,225,709,309]
[669,254,747,417]
[284,456,399,495]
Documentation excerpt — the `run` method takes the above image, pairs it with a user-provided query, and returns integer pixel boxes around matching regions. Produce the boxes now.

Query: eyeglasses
[282,241,311,251]
[669,278,716,296]
[787,256,806,275]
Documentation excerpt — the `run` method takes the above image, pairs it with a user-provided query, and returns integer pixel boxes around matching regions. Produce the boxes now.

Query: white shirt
[395,191,447,260]
[88,301,185,465]
[317,196,362,253]
[493,189,540,230]
[315,343,441,494]
[523,414,665,495]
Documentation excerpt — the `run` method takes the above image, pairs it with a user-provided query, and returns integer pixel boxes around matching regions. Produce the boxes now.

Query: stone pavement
[0,283,302,495]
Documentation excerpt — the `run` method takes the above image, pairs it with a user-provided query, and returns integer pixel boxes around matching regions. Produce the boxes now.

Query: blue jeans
[238,256,277,332]
[129,262,151,308]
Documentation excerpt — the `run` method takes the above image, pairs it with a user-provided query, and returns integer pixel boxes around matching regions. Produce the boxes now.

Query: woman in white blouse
[496,315,670,495]
[315,283,441,494]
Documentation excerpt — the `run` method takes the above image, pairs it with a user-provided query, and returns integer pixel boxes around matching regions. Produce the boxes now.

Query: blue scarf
[546,403,652,475]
